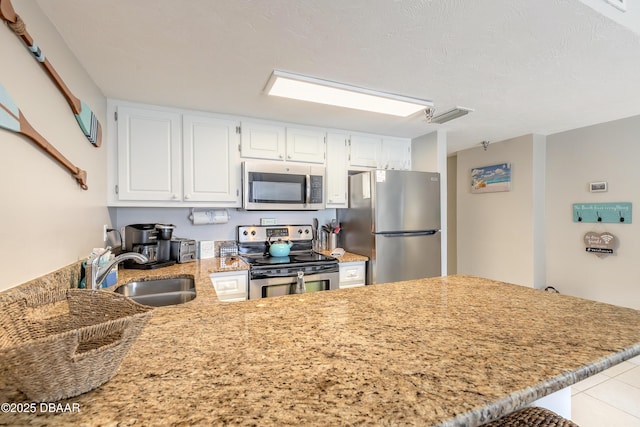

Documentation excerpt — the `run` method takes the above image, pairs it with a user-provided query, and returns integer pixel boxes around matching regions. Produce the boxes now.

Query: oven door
[249,271,339,300]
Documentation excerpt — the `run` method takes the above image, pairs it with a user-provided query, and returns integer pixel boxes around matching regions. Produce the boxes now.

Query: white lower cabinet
[210,271,248,302]
[339,262,366,289]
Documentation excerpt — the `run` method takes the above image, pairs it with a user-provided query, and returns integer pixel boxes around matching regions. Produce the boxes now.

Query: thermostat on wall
[589,181,607,193]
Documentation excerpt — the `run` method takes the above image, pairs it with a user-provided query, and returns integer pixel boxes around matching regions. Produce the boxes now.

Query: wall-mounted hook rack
[572,202,632,224]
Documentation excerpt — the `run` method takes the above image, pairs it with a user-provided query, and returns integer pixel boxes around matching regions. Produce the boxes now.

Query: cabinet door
[325,133,348,206]
[117,106,182,201]
[240,121,285,160]
[183,115,241,204]
[380,137,411,170]
[349,134,381,168]
[339,262,366,288]
[285,127,326,163]
[210,271,248,301]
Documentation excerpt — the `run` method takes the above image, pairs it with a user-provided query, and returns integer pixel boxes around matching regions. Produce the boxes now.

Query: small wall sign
[589,181,608,193]
[584,232,616,258]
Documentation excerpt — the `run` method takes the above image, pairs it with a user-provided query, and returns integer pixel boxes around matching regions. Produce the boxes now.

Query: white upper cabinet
[380,137,411,170]
[109,99,411,206]
[239,121,326,163]
[110,100,241,207]
[285,126,326,163]
[116,105,182,201]
[239,120,286,160]
[325,133,349,207]
[182,114,241,204]
[349,134,381,169]
[348,134,411,171]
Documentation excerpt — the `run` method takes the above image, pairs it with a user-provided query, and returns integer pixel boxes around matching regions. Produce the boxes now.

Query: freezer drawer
[371,231,441,284]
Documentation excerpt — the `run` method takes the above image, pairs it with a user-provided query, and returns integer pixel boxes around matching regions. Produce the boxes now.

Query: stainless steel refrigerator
[337,170,441,285]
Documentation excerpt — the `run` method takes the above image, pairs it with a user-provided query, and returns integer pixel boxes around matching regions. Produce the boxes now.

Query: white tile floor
[571,355,640,427]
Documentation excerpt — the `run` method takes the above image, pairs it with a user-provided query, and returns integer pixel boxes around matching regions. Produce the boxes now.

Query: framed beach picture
[471,163,511,193]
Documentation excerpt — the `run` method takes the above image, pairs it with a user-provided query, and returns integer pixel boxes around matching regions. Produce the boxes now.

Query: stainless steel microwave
[242,161,325,210]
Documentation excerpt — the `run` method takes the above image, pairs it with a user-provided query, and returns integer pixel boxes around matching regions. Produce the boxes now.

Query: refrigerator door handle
[378,230,440,237]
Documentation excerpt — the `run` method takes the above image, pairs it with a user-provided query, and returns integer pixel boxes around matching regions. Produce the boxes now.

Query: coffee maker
[123,223,176,269]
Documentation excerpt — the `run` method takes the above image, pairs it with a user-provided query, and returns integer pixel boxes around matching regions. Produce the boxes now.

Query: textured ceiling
[35,0,640,153]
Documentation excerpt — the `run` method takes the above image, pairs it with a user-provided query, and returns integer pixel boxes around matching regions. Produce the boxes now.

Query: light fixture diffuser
[264,70,433,117]
[430,106,473,124]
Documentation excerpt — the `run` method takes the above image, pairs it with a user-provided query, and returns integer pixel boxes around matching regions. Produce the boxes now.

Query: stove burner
[253,256,291,265]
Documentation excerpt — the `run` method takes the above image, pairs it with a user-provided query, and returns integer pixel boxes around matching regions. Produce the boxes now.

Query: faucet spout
[87,247,148,290]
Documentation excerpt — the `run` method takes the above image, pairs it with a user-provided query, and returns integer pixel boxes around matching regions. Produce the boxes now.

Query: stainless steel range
[237,225,339,300]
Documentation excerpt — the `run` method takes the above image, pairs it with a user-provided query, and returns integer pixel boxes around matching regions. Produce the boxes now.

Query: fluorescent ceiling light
[430,106,473,124]
[264,70,433,117]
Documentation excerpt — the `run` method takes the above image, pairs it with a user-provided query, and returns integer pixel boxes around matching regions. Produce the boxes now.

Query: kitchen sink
[114,277,196,307]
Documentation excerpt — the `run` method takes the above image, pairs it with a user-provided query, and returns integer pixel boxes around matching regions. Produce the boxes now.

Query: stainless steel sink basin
[114,277,196,307]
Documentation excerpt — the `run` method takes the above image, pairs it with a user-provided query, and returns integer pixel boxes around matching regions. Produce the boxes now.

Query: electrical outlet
[103,224,109,243]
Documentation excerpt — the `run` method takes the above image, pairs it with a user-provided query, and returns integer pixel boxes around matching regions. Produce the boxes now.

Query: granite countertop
[1,270,639,426]
[318,250,368,263]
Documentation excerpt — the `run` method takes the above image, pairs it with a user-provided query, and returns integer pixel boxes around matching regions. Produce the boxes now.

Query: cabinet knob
[279,155,283,159]
[287,155,291,159]
[171,194,178,200]
[185,194,191,200]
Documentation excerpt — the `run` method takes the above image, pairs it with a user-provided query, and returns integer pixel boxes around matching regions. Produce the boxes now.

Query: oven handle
[305,174,311,205]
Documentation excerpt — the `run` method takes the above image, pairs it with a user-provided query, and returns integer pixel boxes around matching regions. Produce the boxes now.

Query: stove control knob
[251,230,256,236]
[304,229,309,234]
[298,229,303,234]
[243,230,248,236]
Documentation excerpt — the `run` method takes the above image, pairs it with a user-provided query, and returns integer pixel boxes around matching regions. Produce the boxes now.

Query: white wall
[0,0,108,291]
[412,130,447,275]
[457,135,545,288]
[546,116,640,309]
[447,155,457,274]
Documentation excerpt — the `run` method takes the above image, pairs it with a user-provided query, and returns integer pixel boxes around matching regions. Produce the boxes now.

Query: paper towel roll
[190,210,229,225]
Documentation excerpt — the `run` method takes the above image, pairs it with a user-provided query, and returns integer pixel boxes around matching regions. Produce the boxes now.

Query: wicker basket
[483,406,579,426]
[0,288,154,402]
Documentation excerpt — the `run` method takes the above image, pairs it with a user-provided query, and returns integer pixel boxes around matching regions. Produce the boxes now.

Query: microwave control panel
[310,175,323,204]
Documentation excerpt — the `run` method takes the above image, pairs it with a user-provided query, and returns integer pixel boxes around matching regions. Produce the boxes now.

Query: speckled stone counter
[318,250,368,263]
[1,272,639,426]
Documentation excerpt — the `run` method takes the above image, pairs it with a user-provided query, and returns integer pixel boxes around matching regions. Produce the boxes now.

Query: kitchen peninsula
[1,263,639,426]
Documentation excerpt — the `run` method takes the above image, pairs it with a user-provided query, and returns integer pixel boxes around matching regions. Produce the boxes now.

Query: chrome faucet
[86,247,148,290]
